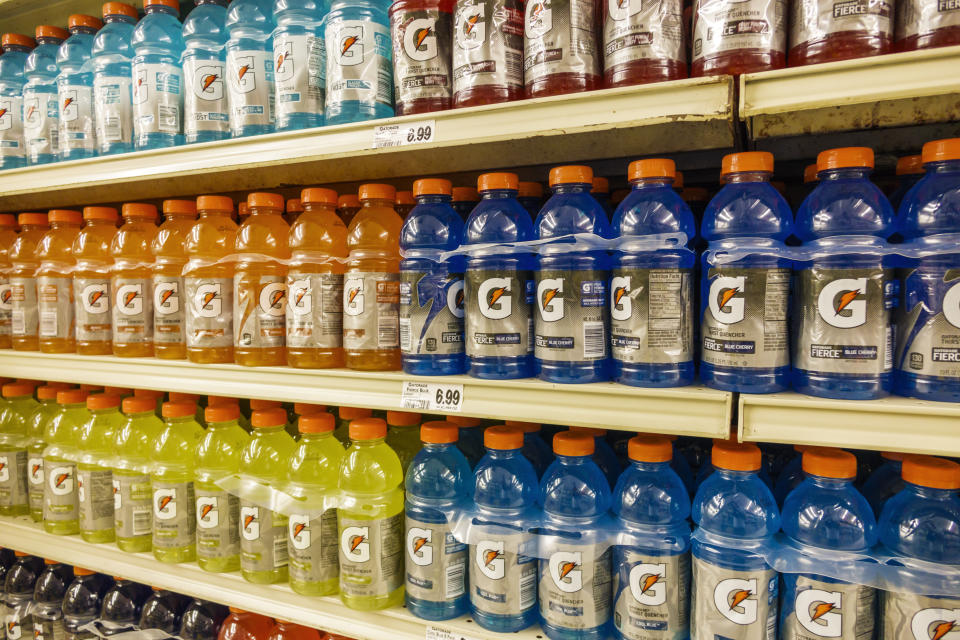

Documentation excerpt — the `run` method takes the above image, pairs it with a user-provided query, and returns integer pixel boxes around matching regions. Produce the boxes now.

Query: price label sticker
[401,381,464,413]
[372,120,436,148]
[425,626,480,640]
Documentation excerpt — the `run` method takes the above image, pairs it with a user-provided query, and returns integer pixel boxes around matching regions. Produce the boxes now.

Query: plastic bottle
[42,388,89,535]
[286,188,347,369]
[779,448,877,640]
[273,0,326,131]
[399,178,466,375]
[692,0,786,76]
[218,609,274,640]
[602,0,685,87]
[284,199,304,225]
[448,416,484,467]
[333,406,372,445]
[789,0,892,66]
[113,396,165,552]
[518,182,543,218]
[268,622,321,640]
[337,195,361,227]
[286,412,344,596]
[131,0,185,150]
[0,214,16,347]
[56,15,102,161]
[62,568,112,640]
[860,451,904,517]
[31,560,74,640]
[152,200,198,359]
[139,588,189,633]
[233,193,289,366]
[3,553,44,640]
[0,33,36,170]
[225,0,276,137]
[889,154,924,212]
[27,385,63,521]
[385,410,422,473]
[690,442,780,640]
[99,578,151,634]
[896,0,960,51]
[73,207,118,356]
[36,210,82,354]
[24,26,69,165]
[507,421,552,478]
[463,173,536,379]
[238,408,296,584]
[90,2,138,156]
[182,0,230,144]
[612,159,696,387]
[568,427,620,489]
[77,393,123,543]
[10,213,49,352]
[180,600,229,640]
[451,187,479,220]
[343,184,403,371]
[110,203,158,357]
[184,196,239,364]
[451,0,524,108]
[524,0,600,98]
[0,547,12,586]
[389,0,452,115]
[794,147,896,399]
[0,383,36,516]
[337,417,405,610]
[700,152,793,393]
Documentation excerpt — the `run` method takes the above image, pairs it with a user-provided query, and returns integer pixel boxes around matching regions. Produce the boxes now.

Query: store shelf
[738,391,960,456]
[0,352,733,437]
[0,0,105,36]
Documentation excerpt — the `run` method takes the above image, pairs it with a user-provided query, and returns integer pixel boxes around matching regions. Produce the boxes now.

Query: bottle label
[286,272,344,349]
[10,276,37,338]
[790,0,892,47]
[23,87,60,160]
[399,270,465,356]
[343,270,400,351]
[131,61,183,136]
[234,274,286,349]
[113,473,153,539]
[882,592,960,640]
[43,461,78,521]
[325,20,393,109]
[28,456,44,514]
[793,266,893,375]
[93,74,133,146]
[58,83,96,153]
[240,503,289,572]
[405,516,468,603]
[78,467,114,534]
[0,96,25,159]
[391,9,453,105]
[4,598,33,640]
[612,267,694,365]
[196,488,241,559]
[470,534,538,616]
[338,512,404,598]
[535,268,609,362]
[226,49,276,132]
[183,58,229,136]
[274,33,326,119]
[152,480,195,549]
[465,268,535,358]
[185,277,233,349]
[692,0,787,62]
[112,277,153,345]
[37,277,74,340]
[33,613,65,640]
[0,275,11,336]
[74,277,112,344]
[896,0,960,39]
[613,548,691,640]
[690,556,777,640]
[524,0,601,85]
[289,509,339,585]
[539,542,613,630]
[782,575,875,640]
[453,0,525,93]
[701,265,790,369]
[0,449,28,508]
[896,264,960,379]
[603,0,685,71]
[153,275,185,345]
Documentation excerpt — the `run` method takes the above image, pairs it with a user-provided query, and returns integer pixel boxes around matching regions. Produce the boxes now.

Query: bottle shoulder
[289,211,349,255]
[92,24,136,59]
[703,183,794,241]
[898,172,960,238]
[535,194,613,239]
[796,179,895,240]
[615,188,696,237]
[464,201,535,244]
[781,480,877,551]
[401,205,465,251]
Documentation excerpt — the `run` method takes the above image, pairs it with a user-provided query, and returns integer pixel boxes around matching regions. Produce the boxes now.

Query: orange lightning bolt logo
[341,36,358,56]
[293,522,307,538]
[201,74,218,92]
[729,589,752,611]
[55,472,70,488]
[532,3,544,18]
[414,28,431,49]
[31,463,40,477]
[2,290,11,304]
[200,504,214,520]
[238,65,250,81]
[640,573,661,594]
[0,462,6,473]
[8,622,15,633]
[89,290,104,306]
[413,537,428,554]
[348,288,361,304]
[276,53,286,71]
[244,514,256,530]
[543,288,559,308]
[465,14,480,34]
[484,549,502,567]
[270,289,285,308]
[455,288,464,308]
[489,287,506,306]
[558,561,578,580]
[0,108,7,119]
[160,289,174,306]
[835,289,861,314]
[124,291,138,307]
[202,291,217,309]
[295,288,308,305]
[718,287,739,310]
[810,602,835,622]
[26,105,36,120]
[614,286,627,307]
[350,535,366,553]
[933,622,956,640]
[157,495,173,512]
[63,97,73,111]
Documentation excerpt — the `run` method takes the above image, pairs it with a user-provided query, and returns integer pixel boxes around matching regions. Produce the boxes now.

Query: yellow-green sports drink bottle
[0,382,38,516]
[77,393,124,543]
[113,395,164,552]
[333,406,372,446]
[43,389,89,535]
[337,417,405,611]
[26,384,70,521]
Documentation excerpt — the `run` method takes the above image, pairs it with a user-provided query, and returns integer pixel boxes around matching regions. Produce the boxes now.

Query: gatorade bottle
[131,0,185,150]
[3,554,44,640]
[62,568,112,640]
[182,0,230,144]
[860,451,905,517]
[452,187,480,220]
[789,0,892,66]
[286,188,347,369]
[180,600,229,640]
[91,2,138,156]
[284,199,304,225]
[268,622,321,640]
[218,609,274,640]
[389,0,452,115]
[517,182,543,218]
[225,0,276,137]
[27,386,62,521]
[113,396,165,552]
[451,0,523,107]
[780,448,877,640]
[238,408,296,584]
[185,196,239,364]
[0,383,35,516]
[43,388,89,535]
[602,0,685,87]
[385,411,422,473]
[36,210,82,354]
[56,15,102,161]
[286,412,344,596]
[273,0,326,132]
[0,33,35,170]
[73,207,118,356]
[333,406,371,445]
[153,200,198,359]
[897,0,960,51]
[701,152,793,393]
[399,179,465,375]
[0,547,12,585]
[152,401,204,563]
[337,195,361,227]
[10,213,49,352]
[889,155,924,212]
[139,588,189,633]
[463,173,536,379]
[794,147,896,399]
[690,442,779,640]
[31,560,74,640]
[448,416,484,467]
[111,203,159,357]
[343,184,403,371]
[692,0,786,76]
[507,421,552,478]
[100,578,151,635]
[524,0,600,97]
[568,427,620,489]
[612,159,696,387]
[337,417,405,610]
[77,393,123,543]
[324,0,393,125]
[0,214,16,348]
[24,26,69,165]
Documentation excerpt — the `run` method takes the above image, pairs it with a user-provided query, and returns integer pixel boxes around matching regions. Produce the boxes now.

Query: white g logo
[447,279,465,319]
[48,466,73,495]
[154,488,177,520]
[910,607,960,640]
[82,283,109,314]
[714,578,758,625]
[795,589,843,637]
[193,63,225,101]
[230,54,257,94]
[289,515,311,550]
[407,527,433,567]
[259,282,287,317]
[403,18,438,62]
[942,281,960,329]
[476,540,505,579]
[344,278,364,316]
[342,526,370,562]
[817,278,867,329]
[611,275,632,321]
[548,550,582,593]
[241,506,260,540]
[116,283,144,316]
[537,278,564,322]
[154,281,179,315]
[289,279,312,316]
[629,563,666,606]
[455,3,485,49]
[195,283,222,318]
[335,26,365,66]
[196,496,218,529]
[478,277,512,320]
[708,275,746,324]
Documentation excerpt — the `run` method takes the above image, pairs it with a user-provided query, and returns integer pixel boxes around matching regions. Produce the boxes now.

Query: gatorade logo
[154,281,179,316]
[241,506,260,540]
[195,283,222,318]
[0,99,12,130]
[448,280,465,319]
[24,97,39,124]
[6,617,20,640]
[341,526,370,562]
[61,89,78,122]
[117,283,144,316]
[611,276,632,321]
[525,0,553,38]
[275,41,295,81]
[289,279,311,316]
[407,527,433,567]
[113,478,121,509]
[344,278,364,316]
[942,282,960,329]
[34,627,42,640]
[82,283,109,314]
[232,55,257,94]
[154,487,177,520]
[28,458,42,486]
[455,3,485,49]
[714,578,758,625]
[537,278,564,322]
[911,608,960,640]
[403,18,439,62]
[77,473,85,503]
[133,69,147,105]
[289,515,310,550]
[629,563,666,606]
[818,278,867,329]
[48,466,73,495]
[476,540,505,579]
[0,456,7,482]
[196,496,219,529]
[548,550,582,593]
[0,283,12,310]
[259,282,287,317]
[608,0,642,21]
[795,589,843,637]
[479,277,511,320]
[335,27,364,66]
[709,276,746,324]
[193,64,224,101]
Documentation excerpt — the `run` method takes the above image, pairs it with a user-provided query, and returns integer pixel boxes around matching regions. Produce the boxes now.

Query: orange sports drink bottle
[233,193,290,367]
[153,200,198,360]
[10,213,50,351]
[111,203,159,357]
[37,209,83,353]
[0,213,19,348]
[73,207,119,355]
[287,188,347,369]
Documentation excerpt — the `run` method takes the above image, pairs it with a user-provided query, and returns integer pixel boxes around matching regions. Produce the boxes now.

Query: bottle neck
[807,475,853,489]
[423,442,454,452]
[486,448,521,460]
[632,177,674,189]
[21,224,46,232]
[481,189,518,200]
[361,198,393,209]
[299,431,333,442]
[125,410,154,419]
[59,402,86,410]
[3,45,32,54]
[352,436,386,447]
[929,160,960,175]
[208,419,240,430]
[821,167,872,181]
[69,26,98,36]
[146,5,177,15]
[104,14,136,24]
[122,216,153,225]
[51,222,81,230]
[908,483,955,500]
[248,208,282,218]
[415,194,452,204]
[165,416,195,426]
[303,204,336,215]
[631,459,671,472]
[551,183,592,194]
[725,171,771,184]
[198,210,232,219]
[91,407,119,416]
[36,37,63,47]
[197,0,228,5]
[253,425,286,436]
[164,213,195,222]
[715,468,758,480]
[556,453,592,465]
[86,219,116,228]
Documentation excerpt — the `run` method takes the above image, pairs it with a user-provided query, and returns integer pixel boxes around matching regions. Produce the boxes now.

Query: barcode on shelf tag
[372,120,436,149]
[401,381,464,413]
[425,626,480,640]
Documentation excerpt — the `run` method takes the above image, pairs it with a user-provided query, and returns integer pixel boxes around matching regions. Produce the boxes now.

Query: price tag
[400,381,464,413]
[372,119,436,148]
[425,626,480,640]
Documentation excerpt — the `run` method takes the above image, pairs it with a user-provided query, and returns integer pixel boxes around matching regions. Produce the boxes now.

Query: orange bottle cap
[301,188,337,206]
[674,171,684,188]
[57,389,89,404]
[251,408,287,428]
[14,551,29,557]
[0,214,14,227]
[479,173,519,192]
[228,607,245,614]
[300,412,335,434]
[518,181,542,197]
[395,190,415,205]
[250,399,281,411]
[294,402,325,415]
[286,199,304,213]
[207,395,239,406]
[87,393,121,410]
[145,0,179,8]
[711,441,762,472]
[338,194,360,208]
[387,410,421,427]
[413,178,452,197]
[122,396,155,413]
[1,382,34,398]
[2,34,35,48]
[895,155,923,175]
[627,435,673,463]
[162,200,197,216]
[248,192,284,210]
[80,384,103,392]
[122,202,158,220]
[803,164,818,184]
[505,420,539,433]
[103,2,139,19]
[722,151,774,175]
[103,386,129,396]
[629,158,676,181]
[484,425,523,450]
[592,176,609,193]
[802,448,857,479]
[922,138,960,165]
[83,206,119,222]
[553,431,594,456]
[205,404,240,422]
[68,14,103,30]
[36,26,70,41]
[44,558,61,565]
[881,451,907,462]
[817,147,874,172]
[339,406,372,420]
[903,456,960,490]
[73,567,94,576]
[196,195,234,213]
[37,385,64,400]
[452,187,478,201]
[134,389,163,399]
[448,416,482,428]
[238,202,248,217]
[349,417,387,440]
[549,165,593,186]
[569,426,606,437]
[421,421,459,444]
[48,209,82,224]
[359,183,396,201]
[167,392,198,403]
[162,401,196,419]
[18,212,48,226]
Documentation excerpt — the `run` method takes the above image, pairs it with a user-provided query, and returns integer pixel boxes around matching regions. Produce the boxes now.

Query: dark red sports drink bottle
[452,0,526,107]
[390,0,454,114]
[523,0,601,97]
[691,0,787,76]
[602,0,687,87]
[789,0,892,65]
[896,0,960,51]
